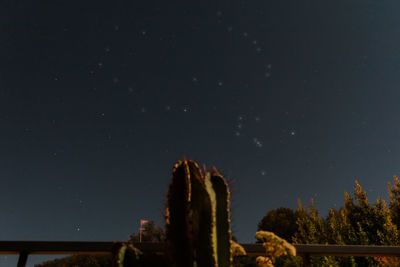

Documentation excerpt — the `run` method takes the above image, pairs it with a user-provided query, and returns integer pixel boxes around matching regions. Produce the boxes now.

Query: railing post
[302,253,310,267]
[17,251,29,267]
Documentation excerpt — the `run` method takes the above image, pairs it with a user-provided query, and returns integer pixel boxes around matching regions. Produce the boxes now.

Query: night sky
[2,1,400,265]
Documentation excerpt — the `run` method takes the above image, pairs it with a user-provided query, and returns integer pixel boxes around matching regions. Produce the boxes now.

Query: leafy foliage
[255,230,296,266]
[254,177,400,266]
[291,179,400,266]
[388,176,400,230]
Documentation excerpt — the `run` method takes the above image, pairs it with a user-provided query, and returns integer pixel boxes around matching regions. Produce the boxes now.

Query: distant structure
[139,219,149,243]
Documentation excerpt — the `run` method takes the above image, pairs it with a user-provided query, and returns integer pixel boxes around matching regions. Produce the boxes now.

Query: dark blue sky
[2,1,400,265]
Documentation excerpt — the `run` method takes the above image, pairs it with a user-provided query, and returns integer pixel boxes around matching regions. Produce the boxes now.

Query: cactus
[113,242,142,267]
[165,159,240,267]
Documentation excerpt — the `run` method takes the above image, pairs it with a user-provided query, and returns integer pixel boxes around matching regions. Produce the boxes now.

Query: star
[253,138,263,148]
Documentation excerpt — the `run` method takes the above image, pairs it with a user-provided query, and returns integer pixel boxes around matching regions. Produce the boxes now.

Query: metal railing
[2,241,400,266]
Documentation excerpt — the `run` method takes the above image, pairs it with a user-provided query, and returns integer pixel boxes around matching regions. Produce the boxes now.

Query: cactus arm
[187,161,216,267]
[117,245,127,267]
[211,170,233,267]
[204,172,218,262]
[166,160,194,267]
[114,243,141,267]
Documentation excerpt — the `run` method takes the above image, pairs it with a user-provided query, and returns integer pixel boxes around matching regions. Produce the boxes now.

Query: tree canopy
[257,207,299,242]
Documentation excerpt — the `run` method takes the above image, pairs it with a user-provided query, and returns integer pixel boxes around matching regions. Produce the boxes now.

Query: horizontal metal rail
[1,241,399,266]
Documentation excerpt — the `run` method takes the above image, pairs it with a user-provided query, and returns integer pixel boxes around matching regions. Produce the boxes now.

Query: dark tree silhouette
[257,207,299,242]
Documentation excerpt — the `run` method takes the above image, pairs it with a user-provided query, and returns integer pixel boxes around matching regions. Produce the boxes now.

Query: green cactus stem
[165,160,194,267]
[165,159,239,267]
[210,169,233,267]
[189,162,215,267]
[114,242,142,267]
[166,160,216,267]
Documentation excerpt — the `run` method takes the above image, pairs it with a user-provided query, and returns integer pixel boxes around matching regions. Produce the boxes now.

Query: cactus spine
[165,159,233,267]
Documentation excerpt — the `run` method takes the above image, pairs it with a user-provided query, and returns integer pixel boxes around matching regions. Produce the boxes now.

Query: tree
[257,207,299,242]
[293,180,400,266]
[388,176,400,229]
